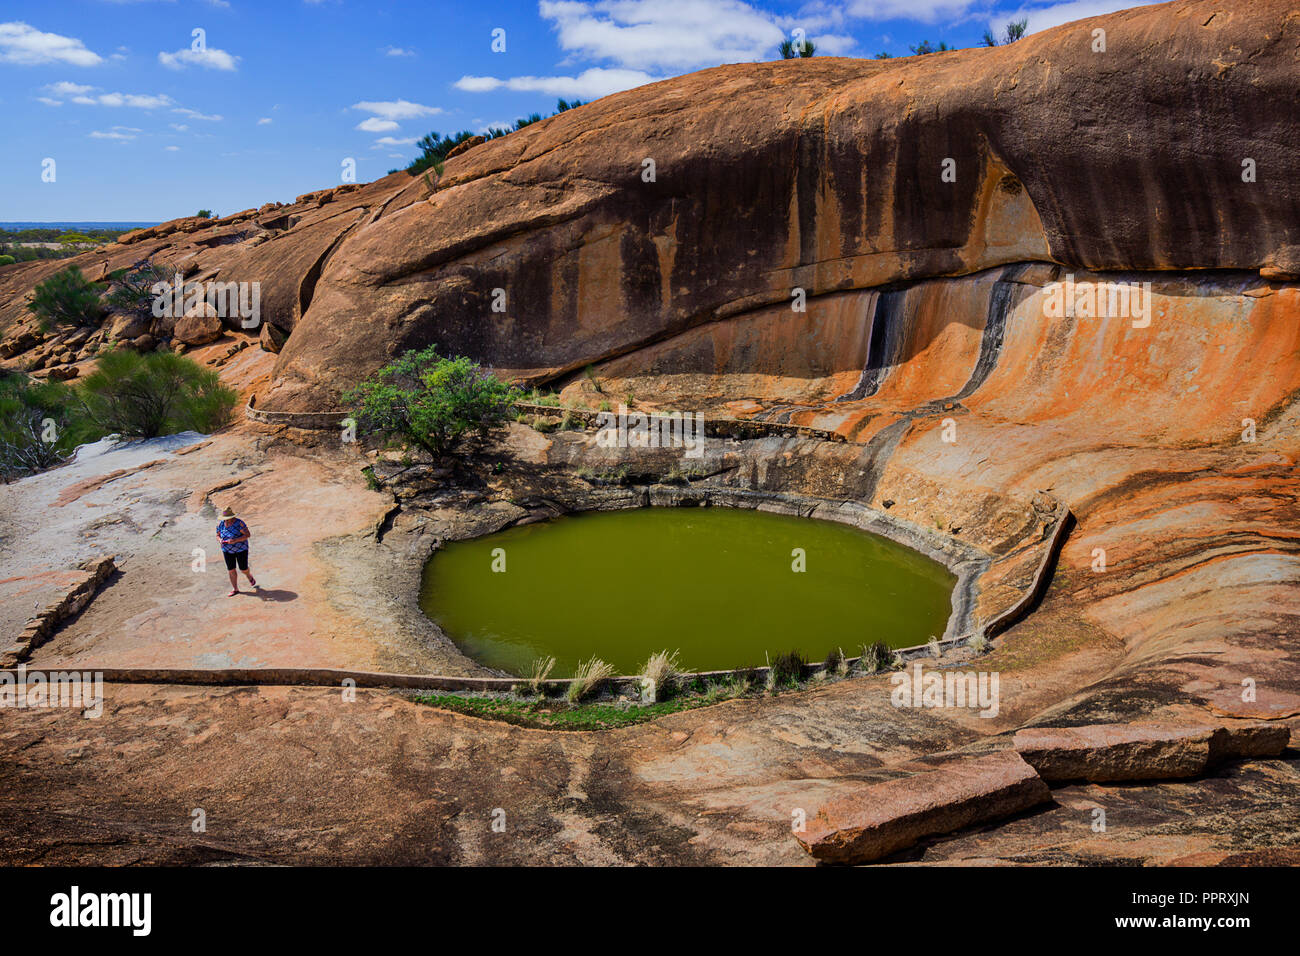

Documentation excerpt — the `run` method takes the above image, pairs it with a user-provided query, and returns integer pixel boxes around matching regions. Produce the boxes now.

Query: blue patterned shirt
[217,519,250,553]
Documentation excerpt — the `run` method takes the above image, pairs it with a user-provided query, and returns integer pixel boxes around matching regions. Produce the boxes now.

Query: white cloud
[99,92,175,108]
[537,0,783,71]
[373,136,418,146]
[158,46,239,71]
[997,0,1140,34]
[43,83,176,109]
[846,0,979,21]
[455,67,656,99]
[0,21,103,66]
[257,117,273,125]
[90,128,138,140]
[356,116,399,132]
[45,80,94,96]
[351,99,442,121]
[172,107,223,121]
[165,145,180,151]
[383,46,415,56]
[807,33,856,55]
[37,96,61,106]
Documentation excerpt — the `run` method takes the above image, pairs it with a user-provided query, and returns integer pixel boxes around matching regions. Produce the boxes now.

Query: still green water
[419,507,955,677]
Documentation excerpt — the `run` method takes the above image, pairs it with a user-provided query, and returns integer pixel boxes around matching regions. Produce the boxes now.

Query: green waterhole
[419,507,955,677]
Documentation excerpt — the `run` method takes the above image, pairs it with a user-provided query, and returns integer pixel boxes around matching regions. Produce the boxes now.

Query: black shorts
[222,550,249,571]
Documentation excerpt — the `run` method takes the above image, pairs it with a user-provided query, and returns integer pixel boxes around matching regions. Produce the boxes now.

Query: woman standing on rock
[216,506,258,596]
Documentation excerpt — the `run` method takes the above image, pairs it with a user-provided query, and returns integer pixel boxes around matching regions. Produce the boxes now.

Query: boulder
[258,321,288,353]
[46,365,79,382]
[0,327,40,358]
[445,135,485,160]
[173,304,223,346]
[107,312,150,341]
[1013,722,1290,783]
[795,751,1051,864]
[150,315,176,338]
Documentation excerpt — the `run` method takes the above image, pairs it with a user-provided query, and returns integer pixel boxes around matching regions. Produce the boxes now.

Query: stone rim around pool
[405,485,1045,680]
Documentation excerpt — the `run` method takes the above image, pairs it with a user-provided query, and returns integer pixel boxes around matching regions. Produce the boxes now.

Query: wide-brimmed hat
[220,507,236,518]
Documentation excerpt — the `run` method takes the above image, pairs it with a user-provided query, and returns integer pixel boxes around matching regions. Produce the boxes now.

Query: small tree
[75,349,237,439]
[343,346,520,460]
[983,18,1028,46]
[104,258,175,316]
[909,39,953,55]
[779,38,816,59]
[26,265,104,331]
[196,209,214,219]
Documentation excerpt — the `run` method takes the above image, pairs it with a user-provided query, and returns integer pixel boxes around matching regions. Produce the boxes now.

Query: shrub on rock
[26,266,104,332]
[343,346,519,459]
[0,372,91,479]
[75,349,237,439]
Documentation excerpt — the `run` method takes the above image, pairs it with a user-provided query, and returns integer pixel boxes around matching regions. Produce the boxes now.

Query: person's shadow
[248,588,297,602]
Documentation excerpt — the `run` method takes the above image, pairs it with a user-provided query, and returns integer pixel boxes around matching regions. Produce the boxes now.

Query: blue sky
[1,0,1141,222]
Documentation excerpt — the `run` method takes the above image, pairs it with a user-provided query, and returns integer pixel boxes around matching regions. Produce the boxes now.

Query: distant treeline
[0,226,135,265]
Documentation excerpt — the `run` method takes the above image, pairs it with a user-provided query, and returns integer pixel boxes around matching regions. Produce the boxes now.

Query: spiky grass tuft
[860,641,892,674]
[525,656,555,697]
[640,649,685,699]
[567,656,614,703]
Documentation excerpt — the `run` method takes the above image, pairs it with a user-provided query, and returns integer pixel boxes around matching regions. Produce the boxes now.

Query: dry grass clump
[567,656,614,703]
[859,641,893,674]
[928,636,943,658]
[525,656,555,696]
[639,649,685,699]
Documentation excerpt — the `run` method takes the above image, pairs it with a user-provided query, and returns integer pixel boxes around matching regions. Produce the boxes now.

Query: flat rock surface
[796,750,1051,864]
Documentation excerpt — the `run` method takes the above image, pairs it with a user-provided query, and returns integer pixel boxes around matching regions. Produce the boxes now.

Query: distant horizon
[1,221,159,228]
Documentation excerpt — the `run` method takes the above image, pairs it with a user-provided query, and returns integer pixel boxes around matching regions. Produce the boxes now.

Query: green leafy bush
[0,373,93,479]
[343,346,520,459]
[76,349,237,439]
[26,265,104,331]
[0,254,15,266]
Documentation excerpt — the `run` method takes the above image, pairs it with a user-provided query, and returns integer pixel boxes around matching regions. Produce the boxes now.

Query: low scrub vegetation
[0,350,236,480]
[77,349,237,439]
[0,372,84,480]
[767,650,807,691]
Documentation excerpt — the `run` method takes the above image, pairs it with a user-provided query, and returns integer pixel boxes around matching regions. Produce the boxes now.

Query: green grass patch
[409,690,727,730]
